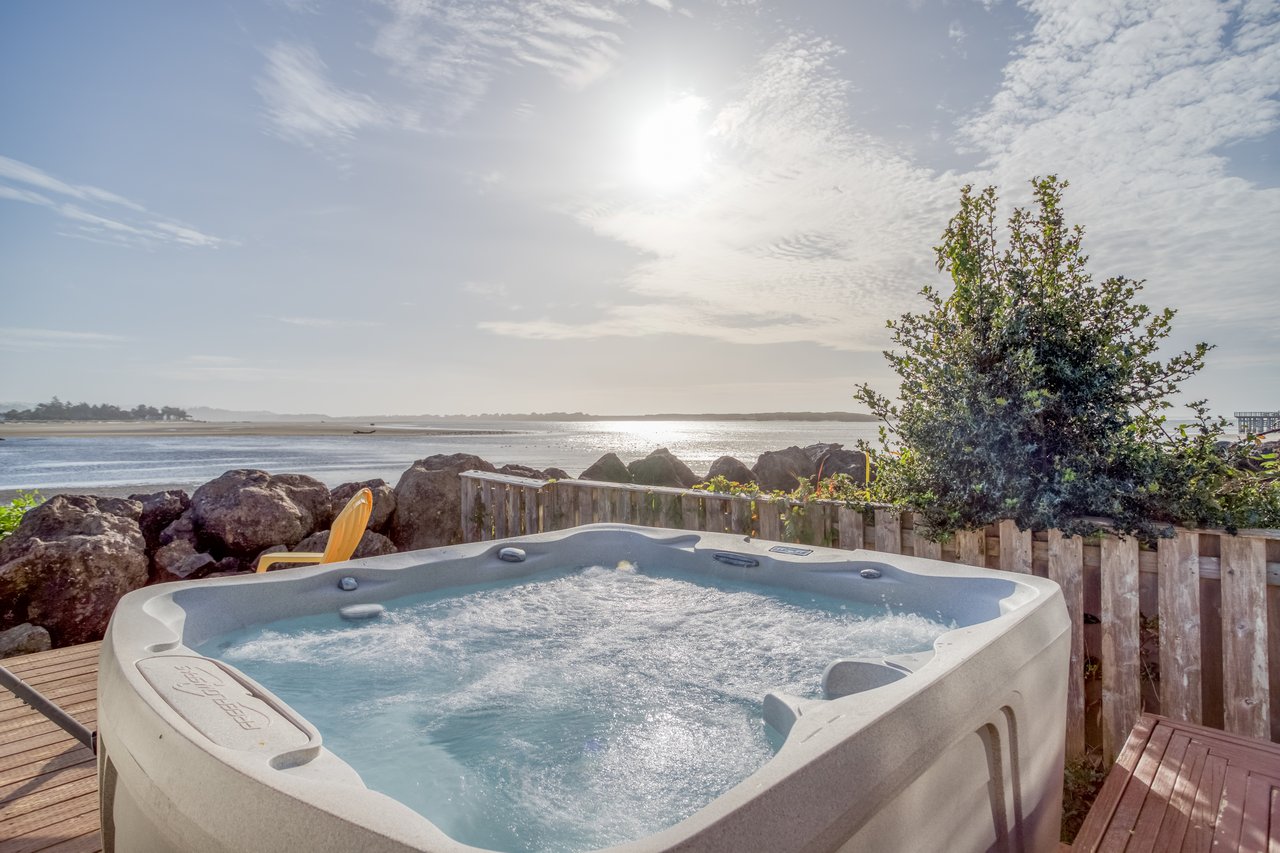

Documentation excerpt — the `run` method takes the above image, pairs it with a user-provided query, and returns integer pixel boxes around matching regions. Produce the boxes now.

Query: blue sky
[1,0,1276,417]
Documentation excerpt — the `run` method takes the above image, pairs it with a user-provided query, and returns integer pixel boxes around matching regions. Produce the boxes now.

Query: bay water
[0,419,883,493]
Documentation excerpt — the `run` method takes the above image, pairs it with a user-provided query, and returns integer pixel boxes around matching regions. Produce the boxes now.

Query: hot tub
[98,524,1069,853]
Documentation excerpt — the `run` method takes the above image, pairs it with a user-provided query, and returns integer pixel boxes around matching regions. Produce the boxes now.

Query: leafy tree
[854,175,1259,540]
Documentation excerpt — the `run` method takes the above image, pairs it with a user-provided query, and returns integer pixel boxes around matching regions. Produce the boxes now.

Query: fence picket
[703,496,728,533]
[1048,530,1086,760]
[874,508,901,554]
[682,494,701,531]
[460,477,479,542]
[838,506,865,550]
[999,520,1032,574]
[1100,534,1141,764]
[1158,529,1202,724]
[956,529,984,568]
[1220,536,1269,739]
[730,497,753,536]
[914,518,943,561]
[757,499,781,541]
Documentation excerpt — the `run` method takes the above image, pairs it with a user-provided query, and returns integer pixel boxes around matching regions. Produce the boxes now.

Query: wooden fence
[459,471,1280,766]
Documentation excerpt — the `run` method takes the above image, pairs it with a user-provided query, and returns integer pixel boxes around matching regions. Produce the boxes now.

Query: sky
[1,0,1277,418]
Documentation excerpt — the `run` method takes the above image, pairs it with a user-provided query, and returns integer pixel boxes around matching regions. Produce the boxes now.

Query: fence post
[1100,533,1141,764]
[1158,528,1202,725]
[1048,530,1086,761]
[1220,535,1269,739]
[999,520,1032,574]
[874,508,901,554]
[955,529,985,568]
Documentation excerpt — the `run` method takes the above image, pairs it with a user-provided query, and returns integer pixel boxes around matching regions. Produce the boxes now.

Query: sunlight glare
[632,95,708,192]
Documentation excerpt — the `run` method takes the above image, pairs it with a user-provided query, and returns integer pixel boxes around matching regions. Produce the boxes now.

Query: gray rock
[392,454,498,551]
[628,448,699,488]
[191,470,332,557]
[0,494,148,646]
[497,464,569,480]
[0,623,51,659]
[129,489,190,553]
[812,445,870,485]
[152,539,217,582]
[331,479,396,533]
[752,446,816,492]
[706,456,757,485]
[580,453,632,484]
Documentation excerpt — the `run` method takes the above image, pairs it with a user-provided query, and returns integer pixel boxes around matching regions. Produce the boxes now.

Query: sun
[632,95,708,191]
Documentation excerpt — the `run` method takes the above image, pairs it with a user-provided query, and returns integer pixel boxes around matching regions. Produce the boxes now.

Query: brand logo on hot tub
[171,664,270,731]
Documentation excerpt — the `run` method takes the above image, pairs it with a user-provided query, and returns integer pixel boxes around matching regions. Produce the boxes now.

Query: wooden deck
[0,642,102,853]
[1073,713,1280,851]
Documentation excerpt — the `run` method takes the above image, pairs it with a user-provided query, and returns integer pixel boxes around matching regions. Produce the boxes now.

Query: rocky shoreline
[0,443,867,657]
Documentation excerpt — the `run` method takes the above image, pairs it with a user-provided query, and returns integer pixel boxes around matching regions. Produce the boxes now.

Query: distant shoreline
[0,421,514,439]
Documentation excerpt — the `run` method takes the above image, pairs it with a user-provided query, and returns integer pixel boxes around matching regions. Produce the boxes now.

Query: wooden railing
[459,471,1280,766]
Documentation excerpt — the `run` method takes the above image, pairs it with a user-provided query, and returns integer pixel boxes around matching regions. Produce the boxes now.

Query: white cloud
[488,33,955,350]
[257,42,398,147]
[957,0,1280,333]
[0,328,132,351]
[0,156,224,249]
[369,0,630,121]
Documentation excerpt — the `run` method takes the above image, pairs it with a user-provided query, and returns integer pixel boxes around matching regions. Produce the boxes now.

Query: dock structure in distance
[1234,411,1280,434]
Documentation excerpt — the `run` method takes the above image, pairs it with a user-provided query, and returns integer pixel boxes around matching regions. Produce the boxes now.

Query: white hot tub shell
[98,524,1070,853]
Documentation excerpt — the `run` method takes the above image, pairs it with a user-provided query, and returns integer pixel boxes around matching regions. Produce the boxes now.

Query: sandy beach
[0,420,509,439]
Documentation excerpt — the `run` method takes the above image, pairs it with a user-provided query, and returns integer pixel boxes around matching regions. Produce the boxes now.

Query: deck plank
[1075,714,1280,852]
[0,643,102,853]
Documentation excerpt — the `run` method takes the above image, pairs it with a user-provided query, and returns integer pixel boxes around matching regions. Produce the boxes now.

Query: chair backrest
[321,487,374,564]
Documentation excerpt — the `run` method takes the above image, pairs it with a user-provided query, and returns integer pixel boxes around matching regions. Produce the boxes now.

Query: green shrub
[855,176,1277,540]
[0,491,43,541]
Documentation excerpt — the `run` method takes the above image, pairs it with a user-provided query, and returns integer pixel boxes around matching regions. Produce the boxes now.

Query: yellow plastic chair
[255,487,373,573]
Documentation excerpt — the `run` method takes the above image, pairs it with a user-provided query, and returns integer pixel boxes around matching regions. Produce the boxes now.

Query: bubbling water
[201,566,950,853]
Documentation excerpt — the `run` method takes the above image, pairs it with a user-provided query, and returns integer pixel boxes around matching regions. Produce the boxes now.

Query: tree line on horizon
[2,397,191,423]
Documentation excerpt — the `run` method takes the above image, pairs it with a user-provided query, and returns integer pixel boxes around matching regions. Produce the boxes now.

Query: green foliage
[0,491,43,541]
[1060,755,1107,843]
[3,396,190,422]
[855,175,1278,540]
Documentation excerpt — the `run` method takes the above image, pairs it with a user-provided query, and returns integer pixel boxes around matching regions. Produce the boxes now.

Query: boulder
[152,539,218,582]
[0,623,51,659]
[752,446,816,492]
[130,489,190,552]
[497,464,569,480]
[580,453,632,484]
[627,448,700,489]
[811,445,870,484]
[331,479,396,533]
[706,456,757,485]
[294,529,398,560]
[0,494,148,646]
[191,470,332,557]
[392,454,498,551]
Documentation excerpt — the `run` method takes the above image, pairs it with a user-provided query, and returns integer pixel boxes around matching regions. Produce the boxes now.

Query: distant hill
[186,407,333,423]
[390,411,880,423]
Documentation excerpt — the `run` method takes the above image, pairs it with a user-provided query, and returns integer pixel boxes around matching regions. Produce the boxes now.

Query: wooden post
[1048,530,1086,760]
[956,528,985,568]
[874,508,901,554]
[837,506,864,551]
[703,496,727,533]
[557,483,576,529]
[730,497,753,536]
[504,483,519,537]
[757,499,781,541]
[460,476,478,543]
[481,480,497,540]
[578,486,594,526]
[999,519,1032,574]
[524,485,540,535]
[1219,536,1269,739]
[681,493,701,531]
[1101,533,1141,764]
[1158,528,1202,724]
[914,517,943,561]
[808,503,832,547]
[493,481,509,539]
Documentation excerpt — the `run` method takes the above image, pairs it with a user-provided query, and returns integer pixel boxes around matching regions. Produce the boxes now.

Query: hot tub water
[198,565,951,853]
